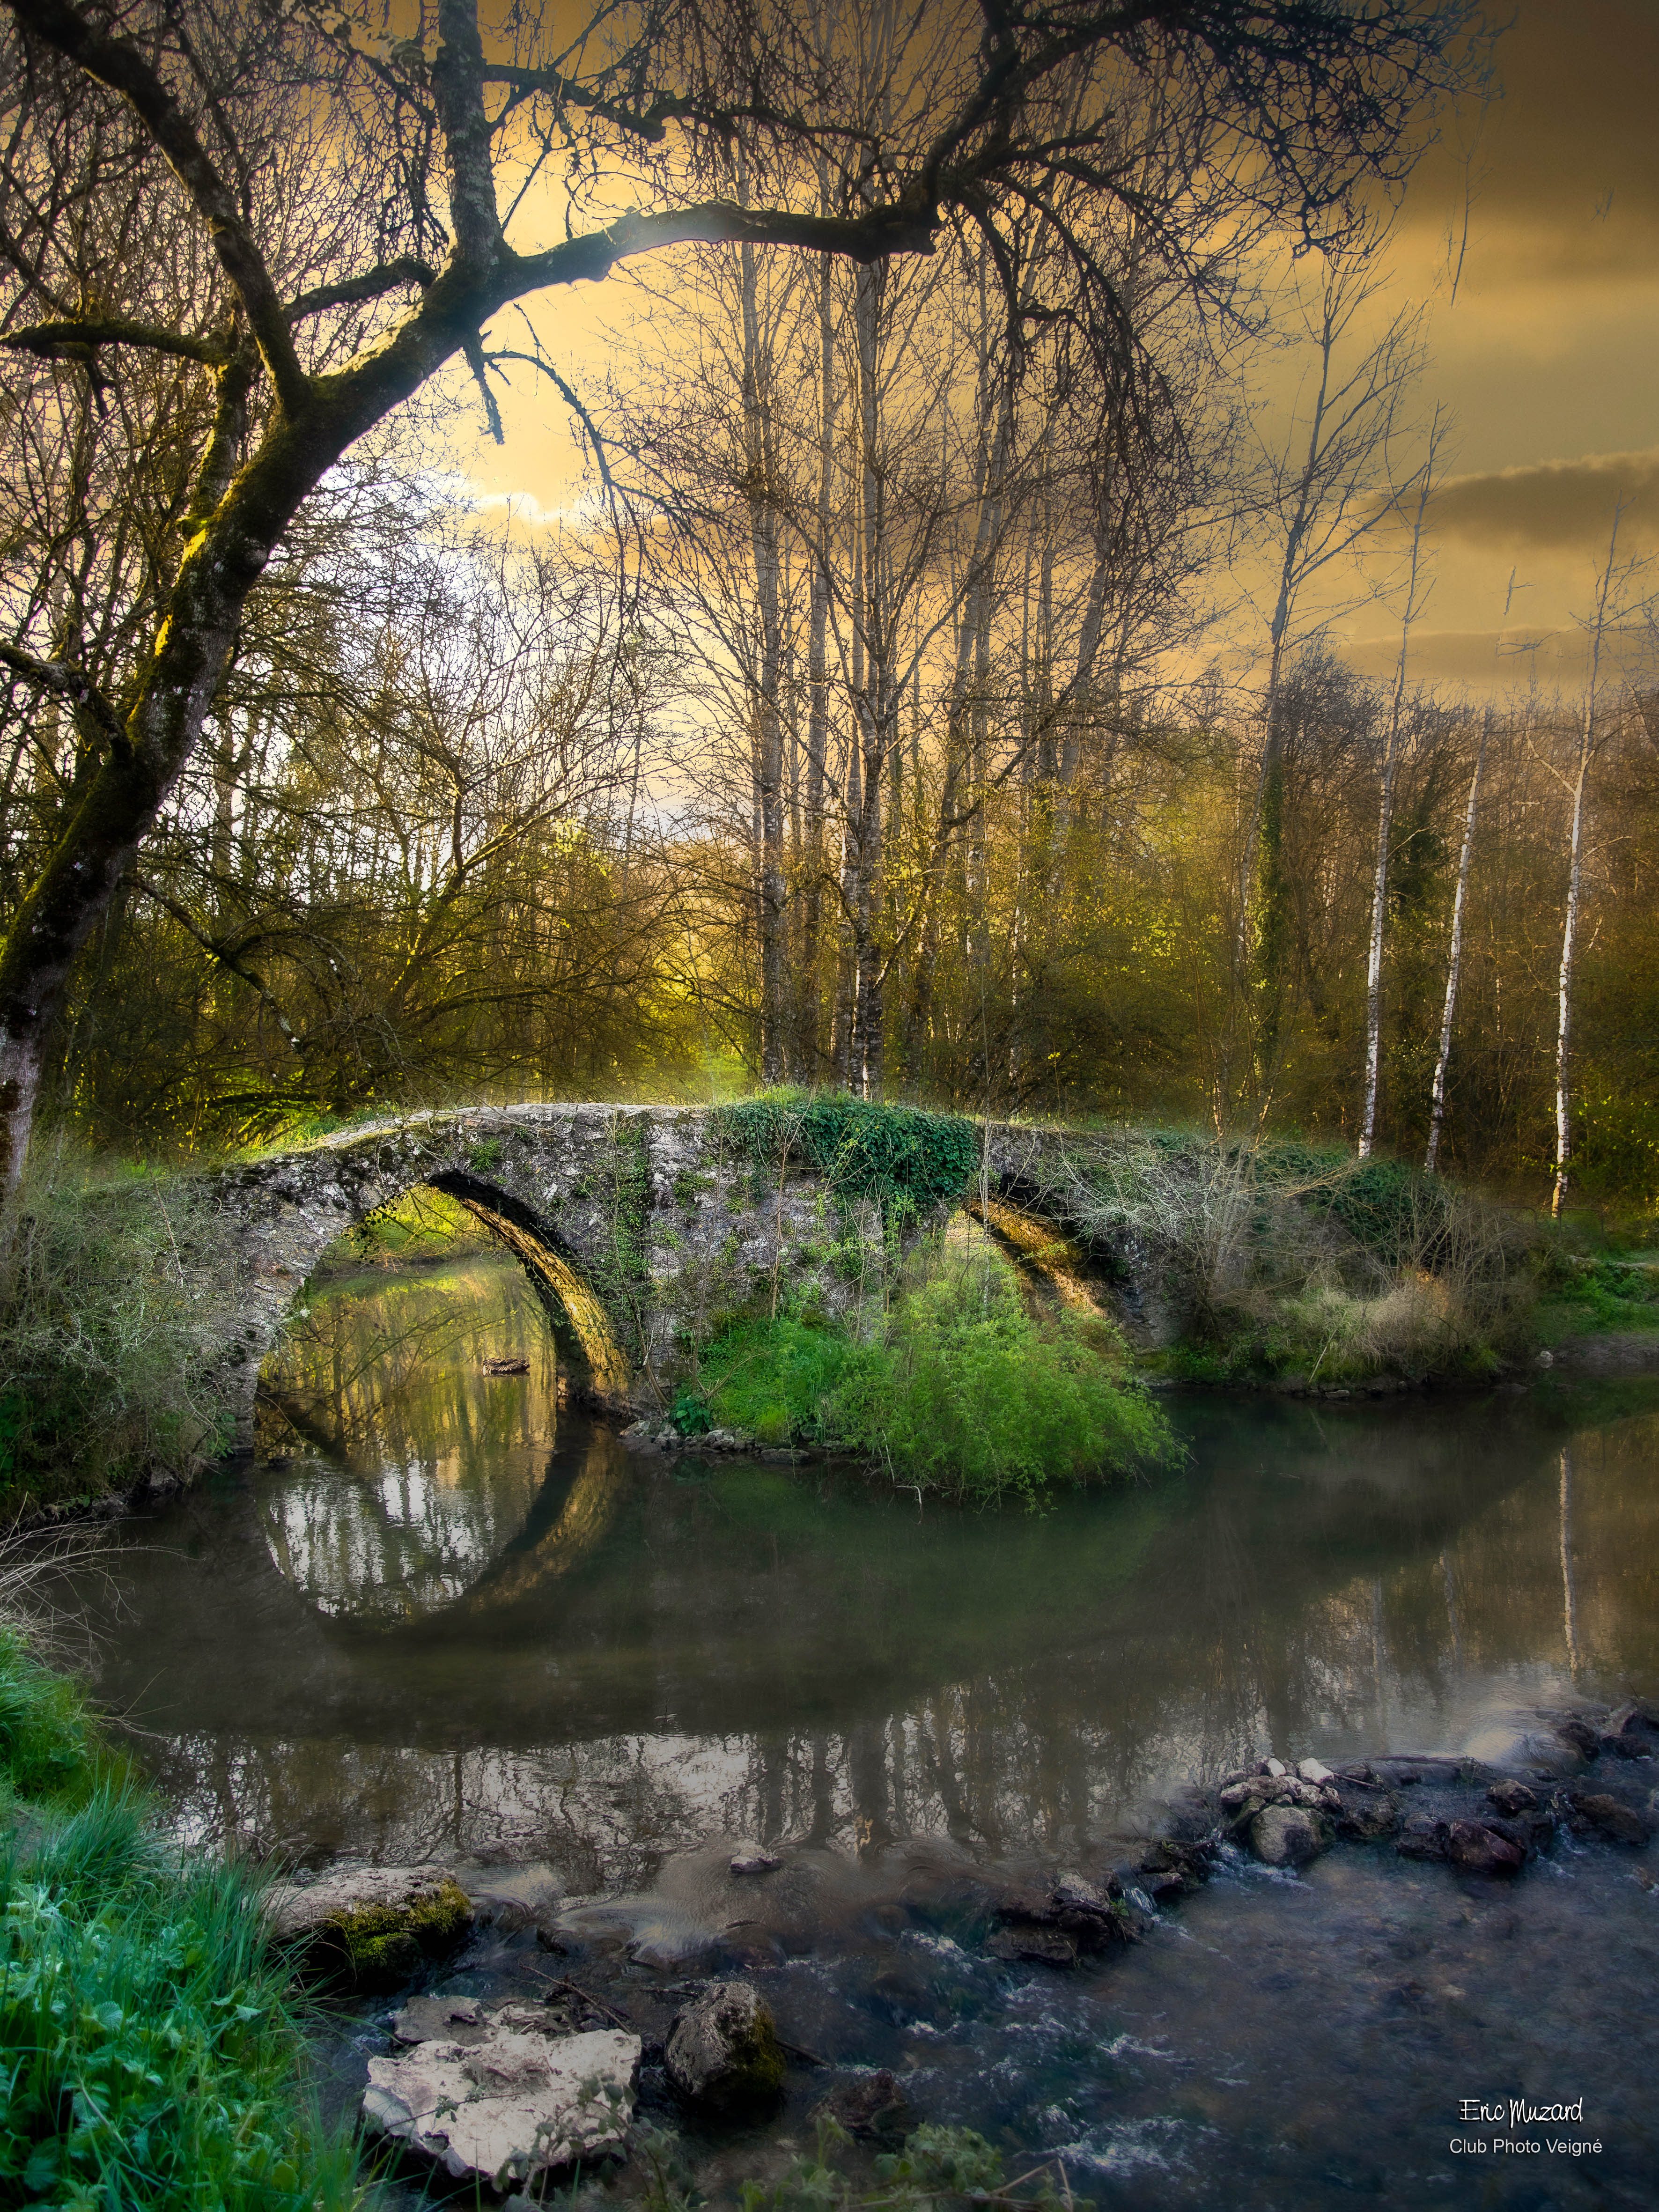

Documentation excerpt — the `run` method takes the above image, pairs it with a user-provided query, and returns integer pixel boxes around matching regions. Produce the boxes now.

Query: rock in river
[1248,1804,1329,1869]
[665,1980,787,2116]
[1446,1820,1526,1876]
[265,1864,473,1989]
[1567,1791,1654,1846]
[364,2023,639,2191]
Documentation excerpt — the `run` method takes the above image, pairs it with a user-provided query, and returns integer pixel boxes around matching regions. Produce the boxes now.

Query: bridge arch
[420,1170,632,1403]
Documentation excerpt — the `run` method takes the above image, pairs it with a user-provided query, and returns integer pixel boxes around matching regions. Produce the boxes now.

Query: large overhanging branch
[0,642,128,754]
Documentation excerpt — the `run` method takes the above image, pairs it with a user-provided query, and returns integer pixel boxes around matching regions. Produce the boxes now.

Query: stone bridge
[214,1102,1138,1427]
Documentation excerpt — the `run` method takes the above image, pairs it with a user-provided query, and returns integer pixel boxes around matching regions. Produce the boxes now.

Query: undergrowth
[1535,1251,1659,1338]
[0,1148,249,1513]
[686,1234,1172,1507]
[0,1623,367,2210]
[1056,1134,1534,1383]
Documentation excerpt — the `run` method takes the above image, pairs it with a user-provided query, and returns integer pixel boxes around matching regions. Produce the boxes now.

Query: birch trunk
[1424,711,1487,1172]
[1553,513,1620,1218]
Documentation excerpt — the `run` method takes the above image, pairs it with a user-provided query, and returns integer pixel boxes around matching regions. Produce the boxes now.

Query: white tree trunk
[1424,712,1487,1173]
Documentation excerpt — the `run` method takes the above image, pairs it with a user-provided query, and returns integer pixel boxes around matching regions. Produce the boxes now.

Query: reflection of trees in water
[256,1261,557,1470]
[253,1261,563,1618]
[117,1405,1659,1878]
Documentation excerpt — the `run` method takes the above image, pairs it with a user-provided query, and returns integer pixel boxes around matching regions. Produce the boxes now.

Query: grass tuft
[0,1619,369,2208]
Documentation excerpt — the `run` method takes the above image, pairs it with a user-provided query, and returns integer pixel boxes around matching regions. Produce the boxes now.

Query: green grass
[688,1244,1174,1508]
[0,1627,367,2211]
[1538,1253,1659,1340]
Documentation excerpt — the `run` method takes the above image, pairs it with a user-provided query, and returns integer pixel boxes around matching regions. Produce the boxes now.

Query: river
[62,1258,1659,2208]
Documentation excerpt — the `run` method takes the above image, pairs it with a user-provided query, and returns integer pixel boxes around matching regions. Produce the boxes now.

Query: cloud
[1399,0,1659,285]
[1417,448,1659,552]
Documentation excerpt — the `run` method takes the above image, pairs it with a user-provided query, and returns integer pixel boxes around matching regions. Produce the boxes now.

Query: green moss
[323,1877,473,1990]
[721,2003,787,2108]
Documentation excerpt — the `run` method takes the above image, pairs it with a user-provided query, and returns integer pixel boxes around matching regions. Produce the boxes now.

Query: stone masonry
[211,1105,1115,1429]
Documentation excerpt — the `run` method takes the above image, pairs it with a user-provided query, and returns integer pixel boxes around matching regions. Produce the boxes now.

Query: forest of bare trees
[3,0,1654,1212]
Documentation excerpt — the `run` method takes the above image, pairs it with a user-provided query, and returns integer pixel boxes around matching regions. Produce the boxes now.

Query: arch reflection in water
[255,1258,593,1622]
[81,1366,1659,1891]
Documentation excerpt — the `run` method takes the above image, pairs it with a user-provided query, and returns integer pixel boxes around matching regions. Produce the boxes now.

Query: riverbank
[0,1621,364,2209]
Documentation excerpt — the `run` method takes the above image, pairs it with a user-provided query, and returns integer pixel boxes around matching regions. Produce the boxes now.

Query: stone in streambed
[1333,1789,1402,1843]
[814,2070,914,2143]
[391,1993,487,2046]
[1248,1804,1329,1868]
[363,2025,639,2191]
[266,1864,473,1991]
[729,1850,782,1876]
[1554,1717,1601,1761]
[1395,1815,1451,1861]
[664,1980,786,2116]
[1487,1780,1538,1818]
[987,1926,1080,1968]
[1568,1791,1654,1846]
[1447,1820,1526,1876]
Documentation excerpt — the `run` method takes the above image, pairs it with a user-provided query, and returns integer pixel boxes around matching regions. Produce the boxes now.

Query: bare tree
[1549,508,1651,1219]
[1232,231,1423,1114]
[0,0,1482,1178]
[1424,706,1488,1173]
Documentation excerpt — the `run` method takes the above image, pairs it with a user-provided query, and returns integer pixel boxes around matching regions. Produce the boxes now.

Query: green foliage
[699,1241,1173,1504]
[717,1093,979,1221]
[670,1385,713,1436]
[1537,1251,1659,1335]
[466,1135,506,1172]
[0,1151,250,1511]
[0,1626,94,1808]
[717,2117,1086,2212]
[832,1255,1175,1507]
[0,1634,364,2210]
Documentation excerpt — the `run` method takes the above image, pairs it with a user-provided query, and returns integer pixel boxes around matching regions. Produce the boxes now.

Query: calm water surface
[66,1260,1659,2208]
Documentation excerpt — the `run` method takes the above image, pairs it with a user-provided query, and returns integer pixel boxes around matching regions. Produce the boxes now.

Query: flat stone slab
[364,2024,640,2190]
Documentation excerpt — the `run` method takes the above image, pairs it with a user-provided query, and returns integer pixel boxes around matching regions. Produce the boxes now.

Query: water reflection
[68,1259,1659,1891]
[256,1262,569,1620]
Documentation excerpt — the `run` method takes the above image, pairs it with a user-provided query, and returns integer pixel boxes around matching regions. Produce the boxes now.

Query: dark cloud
[1423,448,1659,550]
[1340,624,1656,692]
[1402,0,1659,283]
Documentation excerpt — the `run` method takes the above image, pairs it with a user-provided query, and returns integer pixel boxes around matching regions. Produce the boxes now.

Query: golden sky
[1339,0,1659,693]
[456,0,1659,705]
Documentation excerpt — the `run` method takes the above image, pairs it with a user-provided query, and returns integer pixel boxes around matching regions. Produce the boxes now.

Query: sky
[1335,0,1659,693]
[456,0,1659,707]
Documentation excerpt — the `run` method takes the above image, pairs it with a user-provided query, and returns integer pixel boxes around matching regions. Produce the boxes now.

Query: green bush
[0,1151,249,1511]
[0,1630,365,2210]
[830,1257,1174,1507]
[698,1244,1173,1505]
